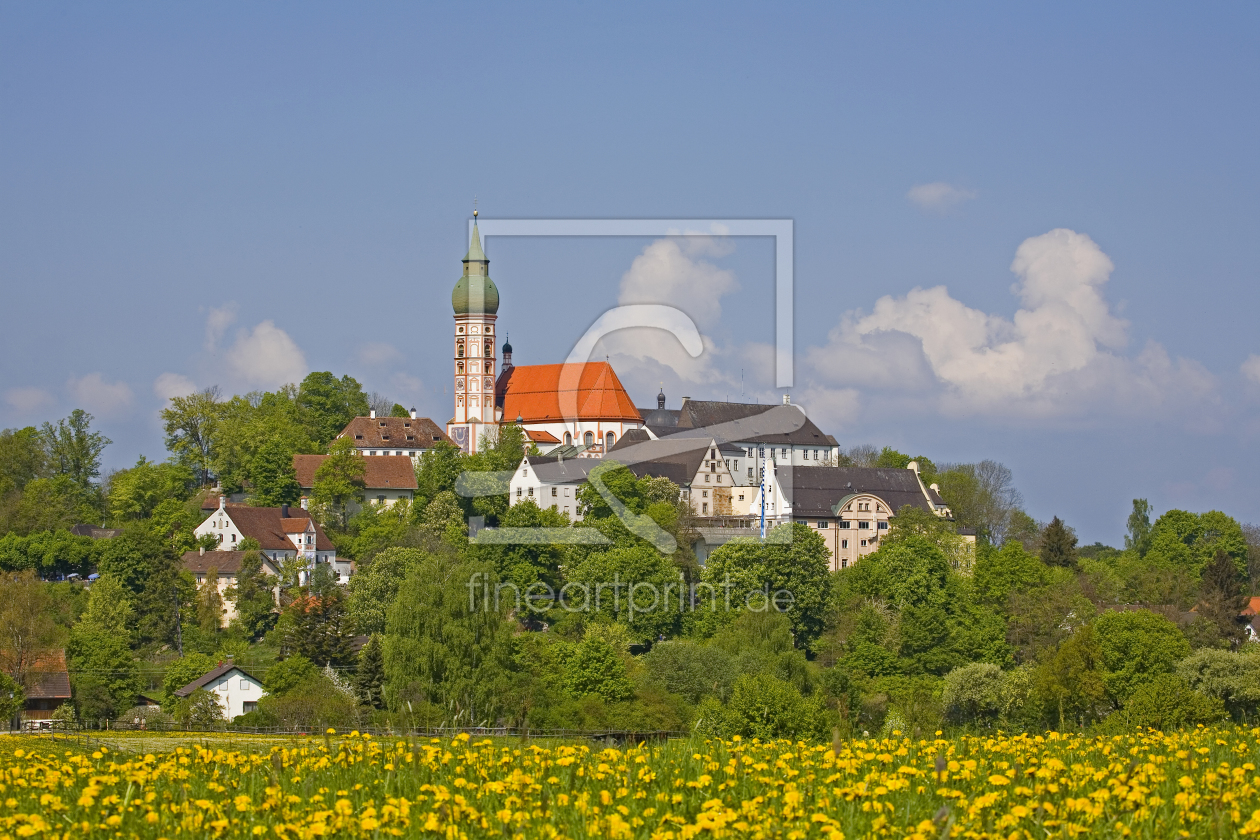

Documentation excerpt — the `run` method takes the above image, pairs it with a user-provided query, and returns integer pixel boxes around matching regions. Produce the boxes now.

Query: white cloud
[153,372,197,402]
[205,303,239,351]
[907,182,977,212]
[617,237,738,330]
[66,373,134,415]
[222,320,307,389]
[1242,354,1260,385]
[356,342,404,367]
[804,228,1215,420]
[4,387,54,414]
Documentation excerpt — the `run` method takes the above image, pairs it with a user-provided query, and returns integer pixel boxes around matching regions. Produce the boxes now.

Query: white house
[293,453,417,511]
[639,394,842,487]
[509,454,605,521]
[173,661,266,721]
[335,412,455,464]
[193,497,348,581]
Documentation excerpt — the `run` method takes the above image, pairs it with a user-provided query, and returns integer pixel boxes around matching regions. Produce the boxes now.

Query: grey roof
[638,407,680,432]
[524,456,607,485]
[775,465,939,518]
[647,401,838,448]
[174,662,261,698]
[607,435,723,488]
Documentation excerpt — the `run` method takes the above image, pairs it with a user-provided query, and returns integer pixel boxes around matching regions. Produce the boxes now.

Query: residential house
[292,453,417,511]
[336,411,455,463]
[173,661,266,721]
[192,498,347,580]
[639,392,841,487]
[179,548,282,626]
[746,461,961,570]
[609,434,739,516]
[509,454,607,521]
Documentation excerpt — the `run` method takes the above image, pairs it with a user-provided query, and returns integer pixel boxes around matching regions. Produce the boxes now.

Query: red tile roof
[526,429,561,444]
[292,454,418,491]
[208,505,336,552]
[337,416,453,450]
[497,363,642,423]
[26,651,70,700]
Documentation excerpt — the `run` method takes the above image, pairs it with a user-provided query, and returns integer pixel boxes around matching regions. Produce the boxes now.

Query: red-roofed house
[192,498,347,581]
[21,651,71,724]
[292,454,417,511]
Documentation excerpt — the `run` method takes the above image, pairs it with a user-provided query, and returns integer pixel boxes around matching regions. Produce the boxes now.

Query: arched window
[606,431,615,449]
[584,431,594,446]
[457,343,464,358]
[457,362,464,374]
[484,344,492,357]
[564,432,572,446]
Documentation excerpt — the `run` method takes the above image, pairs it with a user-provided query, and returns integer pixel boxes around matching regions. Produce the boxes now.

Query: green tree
[701,523,831,649]
[1196,549,1249,647]
[0,672,23,722]
[208,389,316,495]
[942,662,1005,727]
[567,543,683,643]
[196,568,224,634]
[42,409,110,494]
[936,460,1023,544]
[1146,509,1248,577]
[1103,674,1226,731]
[414,442,466,508]
[310,436,366,530]
[0,427,48,496]
[389,404,411,418]
[721,673,829,741]
[345,547,427,636]
[844,533,951,612]
[642,640,735,704]
[107,457,193,521]
[264,655,318,696]
[66,628,141,717]
[382,557,512,726]
[1125,499,1153,556]
[174,689,225,728]
[8,476,93,534]
[225,551,277,640]
[296,372,369,446]
[1176,648,1260,722]
[96,526,184,647]
[1033,624,1108,729]
[162,387,221,487]
[1039,516,1078,569]
[162,653,217,706]
[563,636,633,702]
[1093,609,1190,706]
[355,634,385,709]
[249,438,302,507]
[0,570,60,690]
[77,575,134,638]
[973,540,1051,607]
[280,592,354,667]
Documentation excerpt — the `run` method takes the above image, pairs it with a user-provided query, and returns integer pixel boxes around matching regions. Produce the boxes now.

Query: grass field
[2,726,1260,838]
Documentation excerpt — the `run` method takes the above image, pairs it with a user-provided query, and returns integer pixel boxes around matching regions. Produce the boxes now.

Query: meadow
[2,726,1260,839]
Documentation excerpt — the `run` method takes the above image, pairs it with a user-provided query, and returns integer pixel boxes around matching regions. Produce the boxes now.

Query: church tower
[446,212,500,453]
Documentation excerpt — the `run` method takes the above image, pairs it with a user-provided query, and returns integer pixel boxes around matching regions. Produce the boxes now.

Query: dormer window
[404,422,411,427]
[354,434,364,440]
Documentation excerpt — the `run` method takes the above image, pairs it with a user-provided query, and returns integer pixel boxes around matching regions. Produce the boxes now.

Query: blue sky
[2,3,1258,544]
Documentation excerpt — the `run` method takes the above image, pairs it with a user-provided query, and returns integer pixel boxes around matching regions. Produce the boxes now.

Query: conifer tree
[1198,549,1249,648]
[354,634,385,709]
[1039,516,1078,569]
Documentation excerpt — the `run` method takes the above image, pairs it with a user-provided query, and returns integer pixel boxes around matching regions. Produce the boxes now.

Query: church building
[446,215,646,454]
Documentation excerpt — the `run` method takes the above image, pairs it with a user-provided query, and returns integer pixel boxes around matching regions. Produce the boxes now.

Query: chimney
[370,409,376,419]
[782,394,791,405]
[681,396,690,406]
[410,407,417,419]
[199,546,205,556]
[218,495,225,511]
[281,504,289,518]
[657,388,666,410]
[300,496,309,510]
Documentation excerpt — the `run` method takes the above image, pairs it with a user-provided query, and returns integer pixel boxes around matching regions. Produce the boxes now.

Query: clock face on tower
[455,377,465,392]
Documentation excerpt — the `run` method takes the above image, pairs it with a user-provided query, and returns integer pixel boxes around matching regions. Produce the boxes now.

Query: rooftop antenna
[741,369,745,399]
